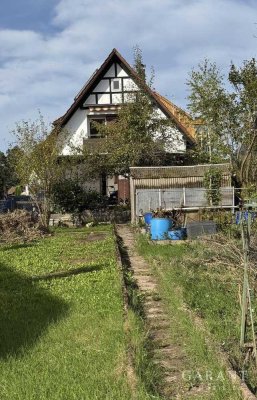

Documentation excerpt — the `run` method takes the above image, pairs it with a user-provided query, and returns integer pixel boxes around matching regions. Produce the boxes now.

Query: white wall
[94,80,110,92]
[59,108,89,155]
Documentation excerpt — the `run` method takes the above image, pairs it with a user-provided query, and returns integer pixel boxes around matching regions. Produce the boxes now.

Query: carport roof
[130,164,231,179]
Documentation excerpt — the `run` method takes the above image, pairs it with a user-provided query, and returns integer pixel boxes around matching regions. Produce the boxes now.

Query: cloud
[0,0,257,151]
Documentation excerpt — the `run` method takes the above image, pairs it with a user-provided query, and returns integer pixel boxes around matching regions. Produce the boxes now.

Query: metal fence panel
[162,189,184,209]
[136,187,234,216]
[136,189,160,215]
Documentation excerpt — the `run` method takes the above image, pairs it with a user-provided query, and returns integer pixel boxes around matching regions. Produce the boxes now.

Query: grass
[0,226,159,400]
[137,235,244,400]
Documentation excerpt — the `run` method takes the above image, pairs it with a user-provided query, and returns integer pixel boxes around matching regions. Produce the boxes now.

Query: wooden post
[240,220,247,347]
[240,213,250,348]
[232,186,235,214]
[130,176,135,224]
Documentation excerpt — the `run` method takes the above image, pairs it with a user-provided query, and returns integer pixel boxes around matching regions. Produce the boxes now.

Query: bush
[52,179,108,213]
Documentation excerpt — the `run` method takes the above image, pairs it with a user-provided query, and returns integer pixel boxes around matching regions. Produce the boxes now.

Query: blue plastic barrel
[150,218,172,240]
[168,228,187,240]
[144,212,153,225]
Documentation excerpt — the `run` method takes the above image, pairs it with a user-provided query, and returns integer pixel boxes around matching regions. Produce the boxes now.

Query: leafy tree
[187,58,257,187]
[81,47,178,177]
[0,149,19,197]
[11,114,66,229]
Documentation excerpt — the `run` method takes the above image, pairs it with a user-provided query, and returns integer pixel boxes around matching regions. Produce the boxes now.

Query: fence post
[159,189,162,208]
[183,187,186,207]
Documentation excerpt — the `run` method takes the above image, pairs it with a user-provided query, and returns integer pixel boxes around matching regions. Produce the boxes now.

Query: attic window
[113,80,120,90]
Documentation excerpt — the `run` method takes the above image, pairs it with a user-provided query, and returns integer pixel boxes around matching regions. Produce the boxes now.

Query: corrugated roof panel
[130,163,231,179]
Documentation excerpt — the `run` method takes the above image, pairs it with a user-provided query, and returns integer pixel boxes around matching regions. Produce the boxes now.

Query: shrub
[52,179,108,213]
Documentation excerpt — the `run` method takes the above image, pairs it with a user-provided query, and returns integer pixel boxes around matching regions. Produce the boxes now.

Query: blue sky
[1,0,257,151]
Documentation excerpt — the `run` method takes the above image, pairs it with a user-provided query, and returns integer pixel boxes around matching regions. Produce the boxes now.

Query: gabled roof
[53,48,197,143]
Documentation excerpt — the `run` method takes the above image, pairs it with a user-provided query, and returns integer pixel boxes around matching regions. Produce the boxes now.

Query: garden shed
[129,164,234,223]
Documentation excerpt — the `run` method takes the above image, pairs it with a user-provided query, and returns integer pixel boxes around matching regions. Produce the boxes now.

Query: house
[53,48,198,201]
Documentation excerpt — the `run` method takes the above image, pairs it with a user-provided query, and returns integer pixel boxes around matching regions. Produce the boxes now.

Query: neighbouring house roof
[53,48,197,144]
[130,164,231,179]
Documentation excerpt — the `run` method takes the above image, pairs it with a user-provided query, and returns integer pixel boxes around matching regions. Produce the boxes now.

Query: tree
[187,58,257,187]
[11,114,65,229]
[0,152,9,197]
[81,47,178,177]
[0,149,19,197]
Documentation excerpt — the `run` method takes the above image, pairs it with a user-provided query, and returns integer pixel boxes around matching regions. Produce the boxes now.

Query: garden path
[116,225,194,399]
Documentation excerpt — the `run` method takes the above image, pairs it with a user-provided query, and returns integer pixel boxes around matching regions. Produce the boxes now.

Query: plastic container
[144,212,153,225]
[168,228,187,240]
[150,218,172,240]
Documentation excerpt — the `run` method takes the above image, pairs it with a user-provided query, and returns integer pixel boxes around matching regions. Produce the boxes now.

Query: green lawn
[137,235,244,400]
[0,227,158,400]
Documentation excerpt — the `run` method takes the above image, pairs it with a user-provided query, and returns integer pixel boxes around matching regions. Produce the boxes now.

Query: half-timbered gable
[54,48,197,156]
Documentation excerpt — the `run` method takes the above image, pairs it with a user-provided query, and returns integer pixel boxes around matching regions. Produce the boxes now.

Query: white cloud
[1,0,257,151]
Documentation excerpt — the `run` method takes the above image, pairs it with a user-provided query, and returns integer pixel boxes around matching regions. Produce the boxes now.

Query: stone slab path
[116,225,188,399]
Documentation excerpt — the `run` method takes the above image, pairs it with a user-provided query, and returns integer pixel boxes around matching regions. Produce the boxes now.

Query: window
[89,118,105,138]
[106,115,117,124]
[89,116,117,138]
[113,80,120,90]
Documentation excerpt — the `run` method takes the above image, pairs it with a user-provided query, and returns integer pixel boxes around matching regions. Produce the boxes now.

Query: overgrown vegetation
[137,234,247,399]
[203,167,223,206]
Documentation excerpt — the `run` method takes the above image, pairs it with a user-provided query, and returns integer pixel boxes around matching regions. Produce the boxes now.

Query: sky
[0,0,257,152]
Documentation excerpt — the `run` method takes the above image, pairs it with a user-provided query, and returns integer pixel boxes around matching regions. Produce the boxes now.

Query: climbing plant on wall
[203,167,222,206]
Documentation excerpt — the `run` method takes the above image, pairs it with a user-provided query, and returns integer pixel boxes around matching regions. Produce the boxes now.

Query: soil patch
[78,232,109,243]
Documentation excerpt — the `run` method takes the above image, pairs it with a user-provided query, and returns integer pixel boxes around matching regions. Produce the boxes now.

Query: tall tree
[187,58,257,187]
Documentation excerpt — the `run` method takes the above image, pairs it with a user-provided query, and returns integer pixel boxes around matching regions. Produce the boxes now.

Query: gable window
[113,80,120,90]
[112,78,121,91]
